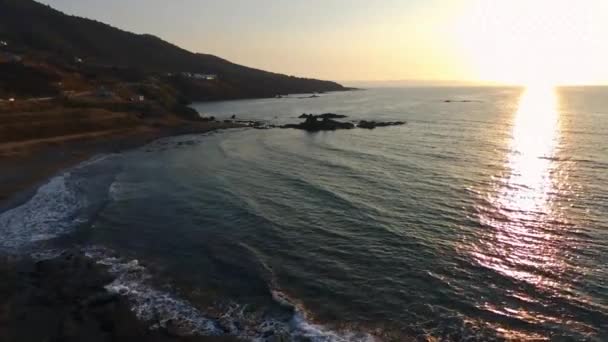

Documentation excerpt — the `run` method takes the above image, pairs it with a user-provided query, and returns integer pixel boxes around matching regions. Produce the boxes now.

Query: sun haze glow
[42,0,608,85]
[453,0,608,86]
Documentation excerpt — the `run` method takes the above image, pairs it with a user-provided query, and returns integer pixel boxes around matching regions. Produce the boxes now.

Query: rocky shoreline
[0,112,403,341]
[0,251,237,342]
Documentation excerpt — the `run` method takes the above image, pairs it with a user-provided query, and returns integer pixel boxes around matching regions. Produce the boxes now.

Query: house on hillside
[193,73,217,81]
[130,95,145,102]
[180,72,217,81]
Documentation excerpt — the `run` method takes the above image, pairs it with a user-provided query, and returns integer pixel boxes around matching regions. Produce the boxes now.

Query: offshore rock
[357,120,405,129]
[282,116,355,131]
[298,113,348,119]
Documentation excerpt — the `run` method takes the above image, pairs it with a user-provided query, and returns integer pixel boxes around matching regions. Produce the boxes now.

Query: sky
[41,0,608,85]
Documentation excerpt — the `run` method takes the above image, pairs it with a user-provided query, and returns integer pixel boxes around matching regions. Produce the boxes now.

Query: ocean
[1,86,607,341]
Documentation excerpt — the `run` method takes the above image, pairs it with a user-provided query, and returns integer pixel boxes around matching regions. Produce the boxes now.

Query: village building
[130,95,145,102]
[193,73,217,80]
[180,72,217,80]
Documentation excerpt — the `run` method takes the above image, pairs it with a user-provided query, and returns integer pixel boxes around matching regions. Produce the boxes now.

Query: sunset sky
[42,0,608,85]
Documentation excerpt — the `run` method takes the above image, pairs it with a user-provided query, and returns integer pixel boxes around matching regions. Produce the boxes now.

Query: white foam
[74,153,117,169]
[291,313,375,342]
[84,247,378,342]
[0,154,122,253]
[0,173,86,251]
[85,247,223,336]
[272,290,378,342]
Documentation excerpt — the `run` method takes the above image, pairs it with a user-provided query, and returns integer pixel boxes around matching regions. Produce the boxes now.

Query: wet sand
[0,121,242,211]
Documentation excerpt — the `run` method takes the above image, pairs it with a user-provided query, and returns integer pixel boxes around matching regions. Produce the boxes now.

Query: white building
[181,72,217,80]
[193,73,217,80]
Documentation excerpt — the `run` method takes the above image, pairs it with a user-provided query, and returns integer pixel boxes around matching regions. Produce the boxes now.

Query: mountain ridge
[0,0,346,100]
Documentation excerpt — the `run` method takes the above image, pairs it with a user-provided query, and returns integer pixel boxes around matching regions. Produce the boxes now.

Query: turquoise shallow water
[1,87,607,340]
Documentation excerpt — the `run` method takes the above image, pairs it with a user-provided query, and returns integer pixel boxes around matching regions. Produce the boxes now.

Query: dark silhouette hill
[0,0,346,99]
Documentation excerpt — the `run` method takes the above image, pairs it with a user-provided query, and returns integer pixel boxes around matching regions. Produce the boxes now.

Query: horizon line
[339,80,608,87]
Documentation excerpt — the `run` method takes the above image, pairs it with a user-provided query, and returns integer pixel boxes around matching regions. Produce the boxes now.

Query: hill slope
[0,0,346,99]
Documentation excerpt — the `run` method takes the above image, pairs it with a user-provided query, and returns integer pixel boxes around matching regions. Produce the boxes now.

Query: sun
[452,0,608,86]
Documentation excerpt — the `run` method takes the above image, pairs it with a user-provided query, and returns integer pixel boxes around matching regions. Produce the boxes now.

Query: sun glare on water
[501,85,560,214]
[473,85,563,283]
[464,85,576,337]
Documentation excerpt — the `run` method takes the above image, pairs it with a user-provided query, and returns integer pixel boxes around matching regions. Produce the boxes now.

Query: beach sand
[0,120,241,211]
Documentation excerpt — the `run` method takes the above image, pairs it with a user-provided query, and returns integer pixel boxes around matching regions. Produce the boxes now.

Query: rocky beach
[0,250,239,342]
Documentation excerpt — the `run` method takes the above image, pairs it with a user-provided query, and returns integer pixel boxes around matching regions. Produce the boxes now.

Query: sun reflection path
[462,87,603,338]
[500,86,560,215]
[474,85,565,286]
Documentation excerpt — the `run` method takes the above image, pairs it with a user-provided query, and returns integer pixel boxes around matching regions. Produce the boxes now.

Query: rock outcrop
[282,116,355,131]
[298,113,348,119]
[0,251,237,342]
[357,120,405,129]
[282,115,405,132]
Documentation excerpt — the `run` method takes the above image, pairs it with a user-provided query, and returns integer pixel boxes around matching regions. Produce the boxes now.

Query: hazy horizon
[40,0,608,86]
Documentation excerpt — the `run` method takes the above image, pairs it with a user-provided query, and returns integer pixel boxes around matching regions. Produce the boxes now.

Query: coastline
[0,120,243,212]
[0,250,240,342]
[0,120,248,342]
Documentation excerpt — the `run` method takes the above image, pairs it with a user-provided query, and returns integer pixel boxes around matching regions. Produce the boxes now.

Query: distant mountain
[0,0,346,99]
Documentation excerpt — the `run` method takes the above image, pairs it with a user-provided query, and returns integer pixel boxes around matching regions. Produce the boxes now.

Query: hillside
[0,0,346,100]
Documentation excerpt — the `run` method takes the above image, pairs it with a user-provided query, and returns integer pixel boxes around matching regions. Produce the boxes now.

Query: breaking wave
[0,154,120,252]
[84,246,377,342]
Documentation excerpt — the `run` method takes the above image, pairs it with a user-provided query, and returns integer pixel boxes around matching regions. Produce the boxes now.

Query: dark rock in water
[0,252,237,342]
[234,120,276,129]
[443,99,478,103]
[285,115,404,132]
[283,116,355,131]
[318,113,347,119]
[358,120,405,129]
[293,94,321,99]
[298,113,347,119]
